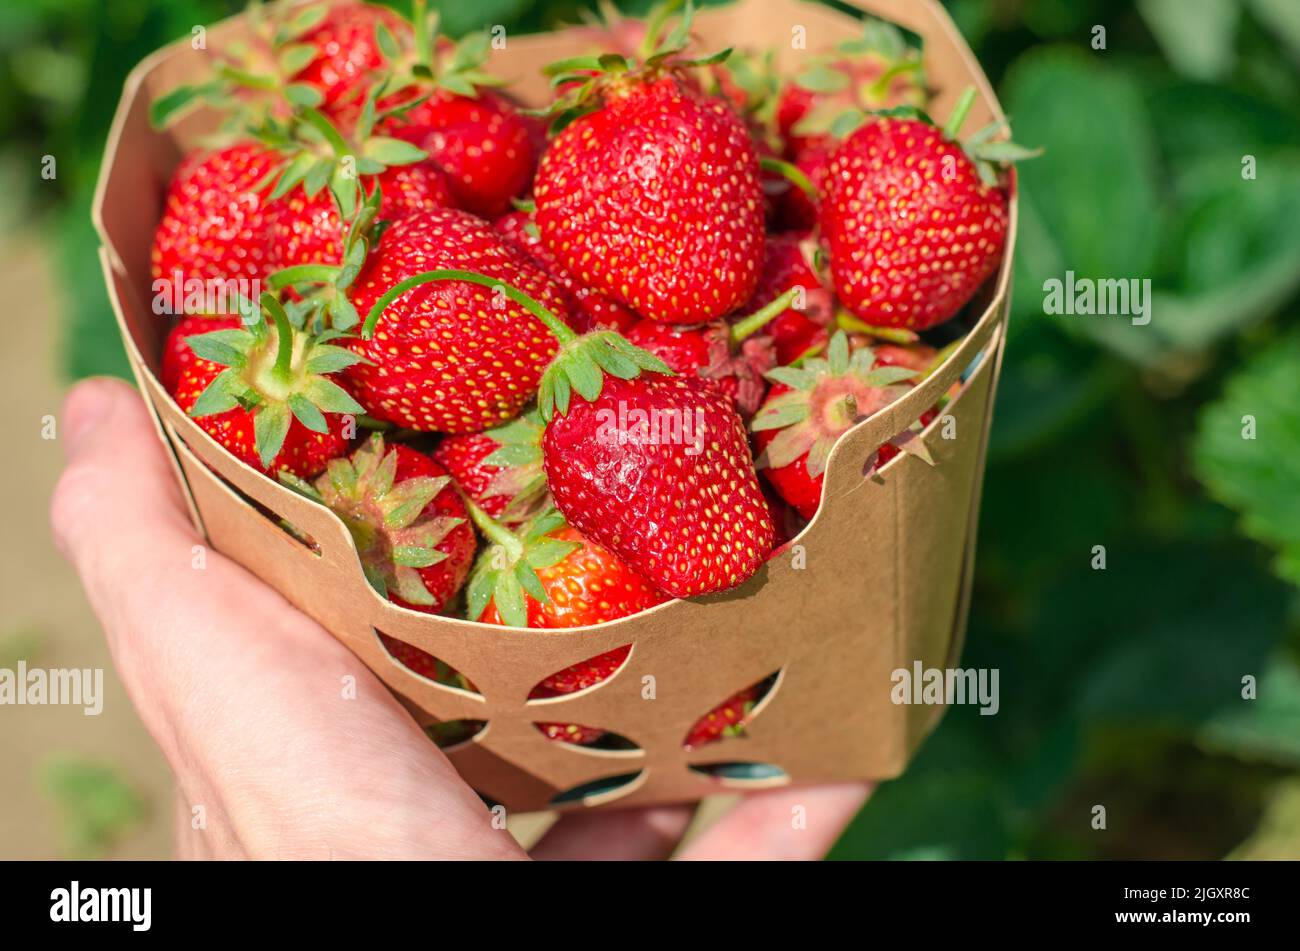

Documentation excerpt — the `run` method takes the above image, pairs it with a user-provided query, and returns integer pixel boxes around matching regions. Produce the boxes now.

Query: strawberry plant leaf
[492,569,527,627]
[188,370,241,417]
[287,393,328,434]
[304,378,365,415]
[1193,327,1300,586]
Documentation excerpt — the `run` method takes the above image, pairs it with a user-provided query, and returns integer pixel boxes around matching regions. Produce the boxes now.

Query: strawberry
[530,646,632,696]
[622,287,798,416]
[683,685,758,750]
[356,266,775,596]
[533,8,765,325]
[379,634,471,688]
[493,208,639,334]
[540,367,776,598]
[746,233,834,365]
[384,90,536,220]
[292,2,410,117]
[469,510,666,629]
[771,142,831,233]
[775,17,928,159]
[281,434,475,611]
[465,506,664,747]
[750,332,918,519]
[819,89,1035,330]
[161,315,242,393]
[431,409,548,524]
[344,207,575,433]
[170,294,362,478]
[150,143,284,297]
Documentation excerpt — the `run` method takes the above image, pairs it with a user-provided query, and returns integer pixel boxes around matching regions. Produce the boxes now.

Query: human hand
[49,378,870,860]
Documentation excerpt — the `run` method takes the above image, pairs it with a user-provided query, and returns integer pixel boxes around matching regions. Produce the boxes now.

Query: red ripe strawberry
[269,162,455,269]
[383,90,536,219]
[359,267,775,597]
[751,332,918,519]
[622,286,798,416]
[431,410,548,524]
[534,68,766,324]
[820,90,1033,330]
[543,371,774,598]
[683,685,758,750]
[281,434,475,611]
[472,516,666,629]
[746,233,834,365]
[379,634,469,687]
[292,1,409,117]
[161,315,241,392]
[466,507,664,748]
[493,209,639,334]
[344,208,575,433]
[531,646,632,697]
[151,143,283,296]
[170,295,362,478]
[776,18,927,159]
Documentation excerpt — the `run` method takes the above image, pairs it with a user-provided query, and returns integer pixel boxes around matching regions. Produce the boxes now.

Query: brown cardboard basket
[92,0,1015,812]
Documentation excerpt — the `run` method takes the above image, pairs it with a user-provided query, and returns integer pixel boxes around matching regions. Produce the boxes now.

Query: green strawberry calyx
[463,503,581,628]
[357,269,674,422]
[148,2,335,129]
[478,409,550,523]
[280,434,461,607]
[184,291,365,469]
[537,0,733,132]
[750,331,917,477]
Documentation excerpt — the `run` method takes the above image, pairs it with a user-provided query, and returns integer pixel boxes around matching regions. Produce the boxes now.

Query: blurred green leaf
[41,756,147,857]
[1001,47,1164,362]
[1194,327,1300,585]
[1200,656,1300,767]
[431,0,532,37]
[1138,0,1239,81]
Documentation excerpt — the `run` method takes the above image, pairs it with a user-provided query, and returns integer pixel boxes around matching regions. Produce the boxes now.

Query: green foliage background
[4,0,1297,858]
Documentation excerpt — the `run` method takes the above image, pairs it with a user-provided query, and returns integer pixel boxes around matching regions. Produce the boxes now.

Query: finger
[674,783,871,861]
[531,805,695,860]
[51,379,524,859]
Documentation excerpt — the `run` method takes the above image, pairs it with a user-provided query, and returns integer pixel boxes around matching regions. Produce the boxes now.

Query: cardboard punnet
[92,0,1015,811]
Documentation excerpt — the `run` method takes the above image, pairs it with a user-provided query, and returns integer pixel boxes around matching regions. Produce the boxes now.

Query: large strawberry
[150,143,284,298]
[750,332,918,519]
[776,17,928,159]
[465,505,665,746]
[431,409,548,525]
[622,287,798,416]
[819,89,1035,330]
[356,267,775,597]
[281,434,474,611]
[493,208,638,334]
[170,293,362,478]
[533,8,766,325]
[344,208,574,433]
